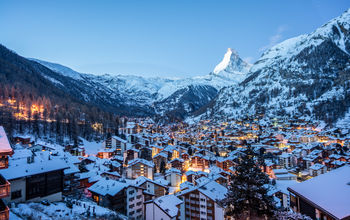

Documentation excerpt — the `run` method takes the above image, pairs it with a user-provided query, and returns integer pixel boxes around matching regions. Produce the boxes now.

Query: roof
[0,126,13,155]
[88,178,130,196]
[112,136,128,143]
[288,165,350,219]
[198,180,228,201]
[0,154,69,180]
[153,195,182,217]
[128,158,154,168]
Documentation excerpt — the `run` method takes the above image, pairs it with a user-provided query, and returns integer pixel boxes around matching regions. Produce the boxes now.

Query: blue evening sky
[0,0,349,78]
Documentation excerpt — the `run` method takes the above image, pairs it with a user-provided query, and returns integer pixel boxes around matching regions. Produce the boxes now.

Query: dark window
[26,173,46,200]
[26,170,63,200]
[11,190,21,199]
[46,170,63,195]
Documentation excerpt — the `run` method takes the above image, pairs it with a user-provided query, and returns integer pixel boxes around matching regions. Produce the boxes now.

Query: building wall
[145,203,172,220]
[126,187,144,219]
[27,192,62,203]
[5,178,26,203]
[214,202,225,220]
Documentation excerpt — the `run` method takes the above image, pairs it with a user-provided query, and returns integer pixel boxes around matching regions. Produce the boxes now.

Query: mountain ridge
[196,8,350,126]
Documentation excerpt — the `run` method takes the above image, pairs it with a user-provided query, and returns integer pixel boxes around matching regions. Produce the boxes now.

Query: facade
[0,127,14,220]
[178,181,227,220]
[0,150,68,204]
[127,159,154,180]
[88,178,145,219]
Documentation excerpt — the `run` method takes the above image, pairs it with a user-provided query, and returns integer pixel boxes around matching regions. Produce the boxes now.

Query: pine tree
[221,145,275,219]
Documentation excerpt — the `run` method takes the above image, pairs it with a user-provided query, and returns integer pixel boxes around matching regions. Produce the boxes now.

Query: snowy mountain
[197,9,350,124]
[212,48,251,83]
[32,48,249,120]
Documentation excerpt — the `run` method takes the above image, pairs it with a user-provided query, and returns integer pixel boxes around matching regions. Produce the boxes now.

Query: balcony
[0,199,9,220]
[0,157,8,170]
[0,175,10,199]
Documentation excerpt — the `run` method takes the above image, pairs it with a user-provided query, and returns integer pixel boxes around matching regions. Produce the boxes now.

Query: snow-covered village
[1,1,350,220]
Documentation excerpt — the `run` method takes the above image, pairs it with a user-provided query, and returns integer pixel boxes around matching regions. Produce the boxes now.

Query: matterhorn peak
[213,48,250,75]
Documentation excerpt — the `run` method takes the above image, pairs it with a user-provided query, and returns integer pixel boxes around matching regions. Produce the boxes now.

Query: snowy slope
[32,48,249,119]
[198,8,350,124]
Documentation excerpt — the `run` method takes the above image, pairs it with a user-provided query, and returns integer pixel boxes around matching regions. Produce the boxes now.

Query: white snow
[288,165,350,219]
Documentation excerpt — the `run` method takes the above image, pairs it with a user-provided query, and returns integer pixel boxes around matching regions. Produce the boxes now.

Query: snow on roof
[112,136,127,143]
[288,165,350,219]
[154,177,170,186]
[165,168,181,175]
[0,126,13,155]
[198,181,228,202]
[180,181,194,190]
[134,176,167,188]
[88,178,130,196]
[309,163,325,170]
[128,158,154,168]
[154,195,182,217]
[64,163,80,175]
[0,154,69,180]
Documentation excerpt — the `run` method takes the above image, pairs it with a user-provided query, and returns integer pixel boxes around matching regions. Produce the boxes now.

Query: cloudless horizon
[1,0,350,78]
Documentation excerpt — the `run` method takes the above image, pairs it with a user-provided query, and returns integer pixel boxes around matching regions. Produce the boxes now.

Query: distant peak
[213,48,250,75]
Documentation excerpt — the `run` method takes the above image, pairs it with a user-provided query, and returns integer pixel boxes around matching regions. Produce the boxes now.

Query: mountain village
[1,3,350,220]
[0,113,349,219]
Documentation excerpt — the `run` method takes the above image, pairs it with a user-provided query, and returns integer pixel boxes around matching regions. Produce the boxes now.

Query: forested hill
[0,44,120,141]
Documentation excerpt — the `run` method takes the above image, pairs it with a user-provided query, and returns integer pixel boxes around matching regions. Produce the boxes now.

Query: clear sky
[1,0,349,78]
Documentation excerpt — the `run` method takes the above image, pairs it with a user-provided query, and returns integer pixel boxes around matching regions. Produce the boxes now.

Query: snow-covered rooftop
[0,126,13,155]
[153,195,182,217]
[0,151,69,180]
[288,165,350,219]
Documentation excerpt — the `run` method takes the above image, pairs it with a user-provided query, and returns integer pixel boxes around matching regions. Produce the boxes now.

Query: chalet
[309,163,327,177]
[0,126,14,220]
[124,148,139,165]
[278,152,294,169]
[216,156,236,172]
[288,165,350,220]
[177,180,227,220]
[0,150,68,203]
[170,158,184,172]
[145,195,182,220]
[88,178,145,219]
[165,168,182,187]
[127,158,154,180]
[12,135,33,145]
[97,148,115,159]
[102,136,128,156]
[134,176,168,199]
[152,152,167,173]
[101,171,121,180]
[271,169,297,180]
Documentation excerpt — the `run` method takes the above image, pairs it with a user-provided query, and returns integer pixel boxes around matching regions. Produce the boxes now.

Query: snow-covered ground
[81,138,102,156]
[10,199,127,220]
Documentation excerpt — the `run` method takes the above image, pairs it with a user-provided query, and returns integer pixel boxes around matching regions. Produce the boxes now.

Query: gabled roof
[128,158,154,168]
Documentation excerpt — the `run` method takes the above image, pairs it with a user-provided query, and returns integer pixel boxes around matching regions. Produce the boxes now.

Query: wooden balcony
[0,157,8,170]
[0,199,9,220]
[0,175,10,199]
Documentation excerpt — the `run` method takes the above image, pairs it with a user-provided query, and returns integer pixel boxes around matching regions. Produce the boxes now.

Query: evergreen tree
[221,145,275,219]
